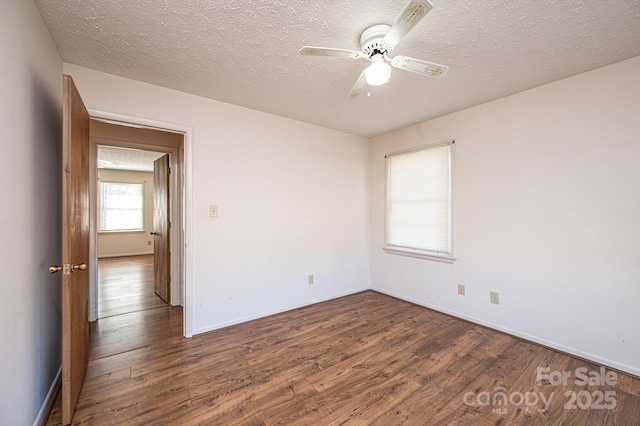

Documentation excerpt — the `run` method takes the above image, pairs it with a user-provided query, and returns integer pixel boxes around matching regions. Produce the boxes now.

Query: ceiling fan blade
[391,55,448,78]
[348,70,368,99]
[300,46,363,59]
[383,0,433,50]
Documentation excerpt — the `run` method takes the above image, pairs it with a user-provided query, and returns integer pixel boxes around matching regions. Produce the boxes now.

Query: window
[384,141,456,263]
[98,182,144,232]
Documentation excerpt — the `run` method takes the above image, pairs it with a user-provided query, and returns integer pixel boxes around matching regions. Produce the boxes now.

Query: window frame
[383,140,457,264]
[97,181,145,233]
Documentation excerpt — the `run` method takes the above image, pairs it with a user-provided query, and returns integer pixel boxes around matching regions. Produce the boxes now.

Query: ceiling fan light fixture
[365,57,391,86]
[299,1,447,98]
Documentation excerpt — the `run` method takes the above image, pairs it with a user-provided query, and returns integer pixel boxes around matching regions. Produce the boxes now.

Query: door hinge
[169,221,171,229]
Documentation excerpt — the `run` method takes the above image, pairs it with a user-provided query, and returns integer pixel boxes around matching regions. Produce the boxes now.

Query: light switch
[209,205,218,218]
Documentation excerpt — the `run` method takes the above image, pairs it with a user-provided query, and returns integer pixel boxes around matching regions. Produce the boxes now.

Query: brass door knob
[49,264,84,274]
[150,232,159,236]
[72,263,87,272]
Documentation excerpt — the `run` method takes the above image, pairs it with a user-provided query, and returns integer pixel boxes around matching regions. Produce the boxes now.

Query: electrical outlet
[490,291,500,305]
[458,284,465,296]
[209,205,218,218]
[308,274,314,285]
[147,240,152,246]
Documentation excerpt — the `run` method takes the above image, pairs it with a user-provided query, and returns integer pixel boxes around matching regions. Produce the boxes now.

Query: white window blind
[386,142,452,257]
[99,182,144,231]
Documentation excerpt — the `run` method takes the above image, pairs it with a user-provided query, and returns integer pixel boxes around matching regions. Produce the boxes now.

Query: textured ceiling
[98,145,165,172]
[35,1,640,137]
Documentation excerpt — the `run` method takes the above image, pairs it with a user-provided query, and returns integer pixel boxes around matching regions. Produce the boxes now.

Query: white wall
[0,1,63,424]
[371,56,640,376]
[64,63,371,335]
[97,169,154,258]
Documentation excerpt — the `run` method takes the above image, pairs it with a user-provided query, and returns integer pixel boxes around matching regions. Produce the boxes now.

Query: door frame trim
[87,109,194,338]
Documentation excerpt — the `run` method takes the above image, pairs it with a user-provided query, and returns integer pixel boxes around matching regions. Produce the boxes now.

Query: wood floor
[98,255,166,318]
[46,259,640,425]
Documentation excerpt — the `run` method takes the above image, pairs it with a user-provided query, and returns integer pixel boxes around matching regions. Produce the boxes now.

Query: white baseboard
[34,366,61,426]
[192,286,370,336]
[372,287,640,378]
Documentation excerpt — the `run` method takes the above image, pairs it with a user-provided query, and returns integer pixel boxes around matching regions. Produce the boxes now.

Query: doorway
[96,144,171,318]
[86,114,193,337]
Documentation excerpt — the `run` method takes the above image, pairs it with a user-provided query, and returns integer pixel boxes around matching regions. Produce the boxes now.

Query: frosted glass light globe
[365,60,391,86]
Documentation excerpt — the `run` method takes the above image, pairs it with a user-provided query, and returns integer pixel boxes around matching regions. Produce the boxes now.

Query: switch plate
[490,291,500,305]
[308,274,314,285]
[209,205,218,218]
[458,284,465,296]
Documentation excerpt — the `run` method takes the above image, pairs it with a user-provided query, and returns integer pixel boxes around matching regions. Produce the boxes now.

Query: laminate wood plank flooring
[47,286,640,425]
[98,255,167,318]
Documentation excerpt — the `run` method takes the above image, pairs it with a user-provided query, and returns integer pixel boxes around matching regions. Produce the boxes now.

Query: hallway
[98,255,167,318]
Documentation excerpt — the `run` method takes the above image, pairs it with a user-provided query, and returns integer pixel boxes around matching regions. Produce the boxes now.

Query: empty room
[2,0,639,425]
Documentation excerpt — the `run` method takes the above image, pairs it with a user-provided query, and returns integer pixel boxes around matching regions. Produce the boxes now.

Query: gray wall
[0,0,63,423]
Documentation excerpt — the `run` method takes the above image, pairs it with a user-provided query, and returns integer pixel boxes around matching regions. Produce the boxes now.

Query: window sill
[383,247,457,264]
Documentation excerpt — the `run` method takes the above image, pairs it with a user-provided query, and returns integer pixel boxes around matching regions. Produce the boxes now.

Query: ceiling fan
[299,0,448,98]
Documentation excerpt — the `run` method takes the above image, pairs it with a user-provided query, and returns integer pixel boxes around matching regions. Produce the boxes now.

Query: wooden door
[61,75,90,425]
[153,155,170,303]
